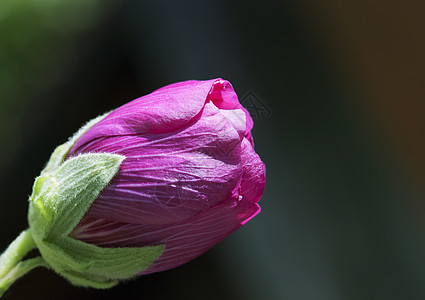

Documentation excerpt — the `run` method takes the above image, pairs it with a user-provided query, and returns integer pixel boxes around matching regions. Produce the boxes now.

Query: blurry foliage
[0,0,112,170]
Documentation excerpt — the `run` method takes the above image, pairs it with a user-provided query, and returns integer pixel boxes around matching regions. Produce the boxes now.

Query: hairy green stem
[0,229,47,297]
[0,229,36,279]
[0,257,48,297]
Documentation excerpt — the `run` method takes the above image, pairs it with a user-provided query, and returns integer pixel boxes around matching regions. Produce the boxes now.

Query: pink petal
[206,78,254,141]
[240,138,266,204]
[71,194,260,274]
[70,102,244,225]
[70,79,216,153]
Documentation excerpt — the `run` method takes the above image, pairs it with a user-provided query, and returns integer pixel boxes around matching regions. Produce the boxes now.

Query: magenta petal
[71,102,244,224]
[71,194,260,274]
[141,198,260,274]
[207,78,254,141]
[240,138,266,204]
[70,79,216,153]
[207,79,240,110]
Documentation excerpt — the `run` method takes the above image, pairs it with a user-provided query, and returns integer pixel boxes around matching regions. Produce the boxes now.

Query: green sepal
[37,237,164,288]
[29,153,125,239]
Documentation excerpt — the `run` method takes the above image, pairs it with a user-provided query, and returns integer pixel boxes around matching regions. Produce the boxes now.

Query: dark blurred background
[1,0,424,299]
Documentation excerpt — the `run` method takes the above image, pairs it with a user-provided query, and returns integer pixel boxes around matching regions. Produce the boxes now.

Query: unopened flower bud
[27,78,265,288]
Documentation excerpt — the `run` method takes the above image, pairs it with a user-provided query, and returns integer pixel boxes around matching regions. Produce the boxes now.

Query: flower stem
[0,229,47,297]
[0,229,36,278]
[0,256,48,297]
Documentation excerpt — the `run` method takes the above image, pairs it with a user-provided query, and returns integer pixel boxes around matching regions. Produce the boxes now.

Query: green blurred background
[1,0,424,299]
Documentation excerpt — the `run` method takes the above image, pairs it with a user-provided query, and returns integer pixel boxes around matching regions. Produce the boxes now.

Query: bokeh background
[1,0,425,299]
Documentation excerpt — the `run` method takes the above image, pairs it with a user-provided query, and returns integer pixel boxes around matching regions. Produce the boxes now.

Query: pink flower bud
[68,78,265,274]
